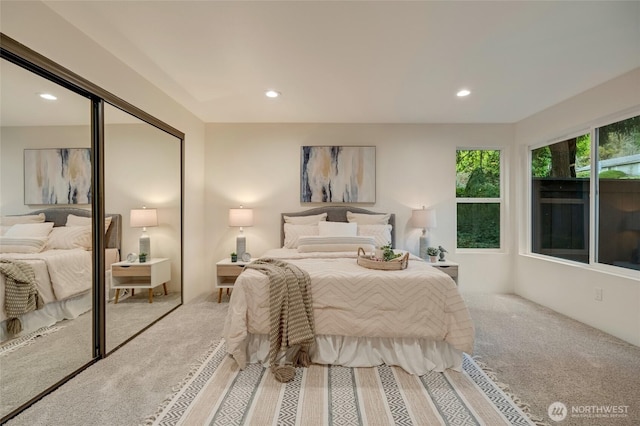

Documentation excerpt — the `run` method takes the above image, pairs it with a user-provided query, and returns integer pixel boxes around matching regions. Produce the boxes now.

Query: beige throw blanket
[244,258,315,382]
[0,259,43,334]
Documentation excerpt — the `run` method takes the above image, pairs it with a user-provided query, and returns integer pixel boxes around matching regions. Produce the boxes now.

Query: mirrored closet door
[104,103,182,353]
[0,58,94,420]
[1,33,184,423]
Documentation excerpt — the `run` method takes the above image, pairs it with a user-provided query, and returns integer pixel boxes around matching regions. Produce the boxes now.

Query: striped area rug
[145,339,536,426]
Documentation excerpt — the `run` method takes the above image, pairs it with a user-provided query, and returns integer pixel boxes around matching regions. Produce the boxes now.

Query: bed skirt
[0,290,91,343]
[243,333,464,375]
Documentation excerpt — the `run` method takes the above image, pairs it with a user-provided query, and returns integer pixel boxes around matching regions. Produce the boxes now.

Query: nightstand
[216,258,253,303]
[429,260,459,285]
[111,258,171,303]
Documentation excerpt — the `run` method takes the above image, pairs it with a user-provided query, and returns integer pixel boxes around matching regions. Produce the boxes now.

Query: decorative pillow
[0,213,46,226]
[318,221,357,237]
[283,213,328,225]
[0,236,47,253]
[45,225,92,250]
[297,236,375,253]
[65,213,112,232]
[346,211,391,225]
[283,224,319,248]
[4,222,54,238]
[358,224,393,247]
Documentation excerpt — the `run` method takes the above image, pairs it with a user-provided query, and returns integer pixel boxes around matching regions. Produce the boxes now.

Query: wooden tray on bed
[357,247,409,271]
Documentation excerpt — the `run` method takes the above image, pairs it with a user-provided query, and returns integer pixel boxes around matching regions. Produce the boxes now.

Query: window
[531,134,591,263]
[597,116,640,269]
[530,114,640,272]
[456,149,502,249]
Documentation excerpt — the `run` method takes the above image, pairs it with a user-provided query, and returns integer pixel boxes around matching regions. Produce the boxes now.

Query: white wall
[1,1,207,302]
[514,68,640,346]
[205,123,515,293]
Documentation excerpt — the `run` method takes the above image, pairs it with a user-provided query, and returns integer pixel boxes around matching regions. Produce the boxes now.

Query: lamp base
[139,234,151,258]
[236,235,246,260]
[419,234,429,260]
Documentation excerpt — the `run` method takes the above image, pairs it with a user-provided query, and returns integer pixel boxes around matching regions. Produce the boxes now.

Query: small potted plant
[230,252,237,262]
[426,247,439,263]
[139,252,147,263]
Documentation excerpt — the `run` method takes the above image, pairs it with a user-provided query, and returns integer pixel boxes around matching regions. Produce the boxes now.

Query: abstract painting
[301,146,375,203]
[24,148,92,205]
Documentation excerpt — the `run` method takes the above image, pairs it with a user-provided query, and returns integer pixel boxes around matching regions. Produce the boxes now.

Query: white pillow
[4,222,54,238]
[346,211,391,225]
[66,213,112,232]
[297,236,375,253]
[358,224,393,247]
[283,224,319,248]
[283,213,328,225]
[318,221,357,237]
[0,213,46,226]
[46,226,92,250]
[0,236,47,253]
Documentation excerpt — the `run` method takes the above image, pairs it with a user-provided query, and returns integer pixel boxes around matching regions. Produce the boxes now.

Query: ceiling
[10,1,640,124]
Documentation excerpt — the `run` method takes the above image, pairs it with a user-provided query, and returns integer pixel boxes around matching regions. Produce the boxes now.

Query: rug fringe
[0,325,66,356]
[472,356,551,426]
[139,339,221,426]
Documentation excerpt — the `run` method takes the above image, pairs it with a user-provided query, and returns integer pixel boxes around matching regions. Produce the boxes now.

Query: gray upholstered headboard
[281,206,396,248]
[27,207,122,250]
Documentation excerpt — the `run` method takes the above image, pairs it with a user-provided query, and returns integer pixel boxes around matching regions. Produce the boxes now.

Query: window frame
[455,147,506,253]
[526,107,640,278]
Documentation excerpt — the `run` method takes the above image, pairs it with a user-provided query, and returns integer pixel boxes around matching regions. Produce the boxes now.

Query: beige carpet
[4,292,639,426]
[144,339,535,426]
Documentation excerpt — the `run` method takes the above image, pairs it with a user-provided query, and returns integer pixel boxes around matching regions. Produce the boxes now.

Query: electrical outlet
[595,287,603,301]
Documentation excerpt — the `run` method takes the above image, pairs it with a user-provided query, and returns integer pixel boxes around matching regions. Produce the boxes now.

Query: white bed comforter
[224,249,475,371]
[0,249,92,322]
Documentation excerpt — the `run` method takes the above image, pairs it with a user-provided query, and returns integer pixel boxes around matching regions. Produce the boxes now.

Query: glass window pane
[456,150,501,198]
[531,135,590,263]
[457,203,500,248]
[597,115,640,271]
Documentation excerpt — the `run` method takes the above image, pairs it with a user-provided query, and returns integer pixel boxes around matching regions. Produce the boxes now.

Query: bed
[0,207,121,342]
[223,206,474,375]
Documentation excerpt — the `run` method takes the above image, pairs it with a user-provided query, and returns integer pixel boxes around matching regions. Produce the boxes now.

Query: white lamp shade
[229,208,254,227]
[411,208,436,229]
[130,208,158,228]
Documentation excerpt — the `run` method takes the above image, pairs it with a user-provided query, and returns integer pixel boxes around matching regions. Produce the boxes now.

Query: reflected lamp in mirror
[411,206,437,260]
[229,206,254,259]
[130,207,158,259]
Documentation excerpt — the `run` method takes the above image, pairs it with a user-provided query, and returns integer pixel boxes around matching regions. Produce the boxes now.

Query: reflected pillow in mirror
[0,236,47,253]
[0,213,45,226]
[46,226,92,250]
[4,222,54,238]
[65,213,112,232]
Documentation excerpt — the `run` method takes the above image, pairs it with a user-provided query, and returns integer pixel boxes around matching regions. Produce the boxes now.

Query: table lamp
[229,206,254,260]
[130,207,158,259]
[411,206,437,260]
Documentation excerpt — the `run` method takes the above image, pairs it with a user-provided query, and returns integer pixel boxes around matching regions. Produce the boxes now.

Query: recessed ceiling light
[456,89,471,97]
[265,90,280,98]
[39,93,57,100]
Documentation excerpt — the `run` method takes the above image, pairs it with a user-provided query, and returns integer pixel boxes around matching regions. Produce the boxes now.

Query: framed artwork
[300,146,376,203]
[24,148,92,205]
